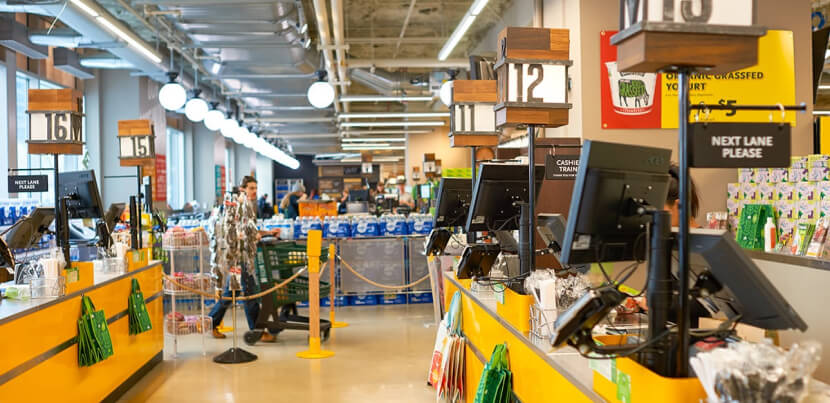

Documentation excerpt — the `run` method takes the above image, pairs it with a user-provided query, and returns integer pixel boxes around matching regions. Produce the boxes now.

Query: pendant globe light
[184,67,208,122]
[232,122,248,144]
[159,72,187,111]
[220,113,238,137]
[307,70,335,109]
[204,102,224,131]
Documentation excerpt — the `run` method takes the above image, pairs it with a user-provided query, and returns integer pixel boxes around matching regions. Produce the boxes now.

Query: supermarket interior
[4,0,830,402]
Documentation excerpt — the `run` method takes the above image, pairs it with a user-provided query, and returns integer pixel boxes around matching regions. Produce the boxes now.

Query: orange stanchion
[296,230,334,359]
[328,243,349,328]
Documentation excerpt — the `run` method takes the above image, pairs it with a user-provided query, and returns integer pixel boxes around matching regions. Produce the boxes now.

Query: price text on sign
[119,136,154,159]
[689,123,791,168]
[8,175,48,193]
[506,63,567,104]
[29,112,82,143]
[545,155,580,180]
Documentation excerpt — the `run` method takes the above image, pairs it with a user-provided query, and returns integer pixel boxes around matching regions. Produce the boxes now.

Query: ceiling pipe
[214,73,316,79]
[330,0,349,111]
[348,58,470,69]
[349,68,430,96]
[311,0,342,113]
[258,117,334,123]
[393,0,417,58]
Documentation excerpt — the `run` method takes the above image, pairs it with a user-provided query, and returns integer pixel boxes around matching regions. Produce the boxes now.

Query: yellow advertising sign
[660,30,796,128]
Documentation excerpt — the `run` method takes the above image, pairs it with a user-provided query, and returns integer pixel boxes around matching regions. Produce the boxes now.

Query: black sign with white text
[545,155,580,180]
[689,123,791,168]
[8,175,49,193]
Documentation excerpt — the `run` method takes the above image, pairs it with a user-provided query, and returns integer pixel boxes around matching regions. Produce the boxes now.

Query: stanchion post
[328,243,349,328]
[297,230,334,359]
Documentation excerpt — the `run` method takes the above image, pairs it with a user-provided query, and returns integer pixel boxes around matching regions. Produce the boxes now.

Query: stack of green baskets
[128,278,152,335]
[77,295,114,367]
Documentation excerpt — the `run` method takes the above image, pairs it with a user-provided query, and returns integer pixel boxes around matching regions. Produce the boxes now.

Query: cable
[576,328,674,360]
[594,245,614,285]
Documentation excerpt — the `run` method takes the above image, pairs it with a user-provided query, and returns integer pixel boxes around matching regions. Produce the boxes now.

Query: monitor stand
[493,231,518,253]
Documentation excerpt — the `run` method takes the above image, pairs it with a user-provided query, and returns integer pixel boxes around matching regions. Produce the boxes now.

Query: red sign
[600,30,662,129]
[154,154,167,202]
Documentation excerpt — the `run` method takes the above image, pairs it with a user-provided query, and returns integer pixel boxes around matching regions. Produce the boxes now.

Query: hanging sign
[117,120,156,167]
[545,155,580,180]
[8,175,49,193]
[449,80,500,147]
[27,89,84,155]
[361,163,373,174]
[688,122,791,168]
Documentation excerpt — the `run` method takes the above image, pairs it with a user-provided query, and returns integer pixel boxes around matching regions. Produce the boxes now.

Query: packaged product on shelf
[775,182,796,201]
[810,167,830,182]
[821,201,830,218]
[706,212,728,230]
[791,222,816,256]
[738,168,754,183]
[740,182,758,201]
[727,183,741,200]
[727,198,742,217]
[775,200,795,220]
[753,168,771,184]
[757,183,775,202]
[795,182,816,201]
[797,200,818,221]
[809,154,830,167]
[805,217,829,258]
[769,167,789,183]
[819,181,830,201]
[792,156,809,168]
[727,216,739,233]
[790,167,809,183]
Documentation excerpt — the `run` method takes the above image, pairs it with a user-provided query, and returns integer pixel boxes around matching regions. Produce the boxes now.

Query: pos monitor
[465,163,544,233]
[433,178,472,228]
[3,208,55,249]
[560,141,671,265]
[58,170,104,219]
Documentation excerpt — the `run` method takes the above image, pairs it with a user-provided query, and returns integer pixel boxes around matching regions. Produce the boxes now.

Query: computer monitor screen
[683,228,807,331]
[58,170,104,219]
[3,207,55,249]
[465,163,544,233]
[349,189,369,202]
[433,178,472,228]
[420,184,431,199]
[560,141,671,265]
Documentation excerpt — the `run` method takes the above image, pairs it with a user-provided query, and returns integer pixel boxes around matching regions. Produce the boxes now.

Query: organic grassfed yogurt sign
[600,30,795,129]
[689,123,790,168]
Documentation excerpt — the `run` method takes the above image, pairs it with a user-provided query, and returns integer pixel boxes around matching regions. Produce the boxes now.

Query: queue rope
[336,255,431,290]
[162,265,309,301]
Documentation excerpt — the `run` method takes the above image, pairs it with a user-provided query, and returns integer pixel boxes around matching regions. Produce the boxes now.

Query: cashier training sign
[600,30,795,129]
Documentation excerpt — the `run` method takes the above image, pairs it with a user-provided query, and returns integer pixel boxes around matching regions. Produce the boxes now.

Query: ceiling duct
[349,68,430,96]
[0,15,49,59]
[54,47,95,79]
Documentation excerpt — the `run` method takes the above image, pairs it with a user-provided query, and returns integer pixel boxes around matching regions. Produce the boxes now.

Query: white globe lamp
[204,105,224,131]
[307,72,335,109]
[439,80,453,107]
[159,73,187,111]
[184,90,209,122]
[220,116,238,138]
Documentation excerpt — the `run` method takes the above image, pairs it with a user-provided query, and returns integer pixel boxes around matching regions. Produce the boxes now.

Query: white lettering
[722,148,763,159]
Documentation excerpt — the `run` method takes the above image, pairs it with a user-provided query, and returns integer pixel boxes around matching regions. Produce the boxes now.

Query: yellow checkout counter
[0,256,163,401]
[444,274,706,403]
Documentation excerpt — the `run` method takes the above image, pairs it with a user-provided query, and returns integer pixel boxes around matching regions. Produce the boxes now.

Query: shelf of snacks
[162,227,209,250]
[164,312,212,336]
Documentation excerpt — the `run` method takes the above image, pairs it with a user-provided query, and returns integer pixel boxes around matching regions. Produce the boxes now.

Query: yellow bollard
[297,230,335,359]
[328,243,349,328]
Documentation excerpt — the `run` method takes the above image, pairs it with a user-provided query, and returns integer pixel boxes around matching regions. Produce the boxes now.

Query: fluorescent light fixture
[342,145,406,151]
[339,95,435,103]
[338,112,450,120]
[342,137,406,142]
[211,61,222,75]
[53,48,94,79]
[813,110,830,115]
[80,54,134,69]
[819,85,830,90]
[70,0,99,17]
[470,0,490,15]
[342,130,431,135]
[0,17,49,59]
[340,121,446,128]
[438,14,476,61]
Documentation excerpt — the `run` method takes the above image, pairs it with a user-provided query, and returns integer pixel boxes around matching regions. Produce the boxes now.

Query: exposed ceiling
[13,0,513,156]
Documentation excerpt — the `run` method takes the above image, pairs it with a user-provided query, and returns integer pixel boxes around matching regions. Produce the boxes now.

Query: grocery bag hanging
[77,295,114,366]
[128,278,152,334]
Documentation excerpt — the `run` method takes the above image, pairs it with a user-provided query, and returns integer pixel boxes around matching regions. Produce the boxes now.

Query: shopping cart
[244,239,332,345]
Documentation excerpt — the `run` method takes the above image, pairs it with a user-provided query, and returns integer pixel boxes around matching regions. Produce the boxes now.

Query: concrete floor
[119,304,438,402]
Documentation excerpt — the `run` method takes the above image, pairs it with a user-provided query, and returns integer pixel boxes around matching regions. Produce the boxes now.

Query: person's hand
[270,228,280,236]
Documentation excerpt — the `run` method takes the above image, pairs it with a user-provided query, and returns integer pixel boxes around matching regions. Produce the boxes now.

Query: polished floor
[119,303,438,402]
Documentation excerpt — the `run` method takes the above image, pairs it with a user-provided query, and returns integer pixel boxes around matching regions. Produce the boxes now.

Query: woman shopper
[280,183,306,219]
[210,176,280,341]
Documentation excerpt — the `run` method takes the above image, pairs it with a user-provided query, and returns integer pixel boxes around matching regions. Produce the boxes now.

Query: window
[224,145,235,194]
[166,127,185,209]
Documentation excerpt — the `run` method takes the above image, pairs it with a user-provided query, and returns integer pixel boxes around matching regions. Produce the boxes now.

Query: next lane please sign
[689,122,790,168]
[8,175,49,193]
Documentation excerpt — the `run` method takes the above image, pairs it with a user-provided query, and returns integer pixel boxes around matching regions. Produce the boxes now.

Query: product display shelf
[162,232,211,358]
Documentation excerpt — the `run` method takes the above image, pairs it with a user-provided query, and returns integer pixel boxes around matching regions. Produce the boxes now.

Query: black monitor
[349,189,369,202]
[465,163,544,233]
[0,237,13,269]
[560,141,671,265]
[58,170,104,219]
[683,228,806,331]
[456,244,501,279]
[433,178,472,228]
[3,207,55,249]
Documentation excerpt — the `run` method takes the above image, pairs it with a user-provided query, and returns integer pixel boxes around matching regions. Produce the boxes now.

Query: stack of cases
[727,155,830,254]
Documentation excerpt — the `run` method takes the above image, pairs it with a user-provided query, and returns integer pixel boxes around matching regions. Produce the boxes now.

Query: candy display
[164,312,212,335]
[162,226,209,249]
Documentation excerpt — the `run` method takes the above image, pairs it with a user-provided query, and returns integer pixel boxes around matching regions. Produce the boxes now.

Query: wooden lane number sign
[117,119,156,167]
[610,0,766,73]
[450,80,500,148]
[494,27,573,128]
[27,89,84,155]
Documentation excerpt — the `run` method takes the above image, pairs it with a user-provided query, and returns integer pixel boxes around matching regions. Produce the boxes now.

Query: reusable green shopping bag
[128,278,152,334]
[473,343,512,403]
[77,295,114,366]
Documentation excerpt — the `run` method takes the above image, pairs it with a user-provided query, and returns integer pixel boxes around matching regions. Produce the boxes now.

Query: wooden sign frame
[26,89,84,155]
[450,80,501,147]
[117,119,156,167]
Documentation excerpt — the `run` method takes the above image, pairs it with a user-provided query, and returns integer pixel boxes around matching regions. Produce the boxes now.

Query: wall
[405,127,471,185]
[96,69,141,207]
[255,154,274,204]
[577,0,813,224]
[193,122,218,208]
[273,155,317,200]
